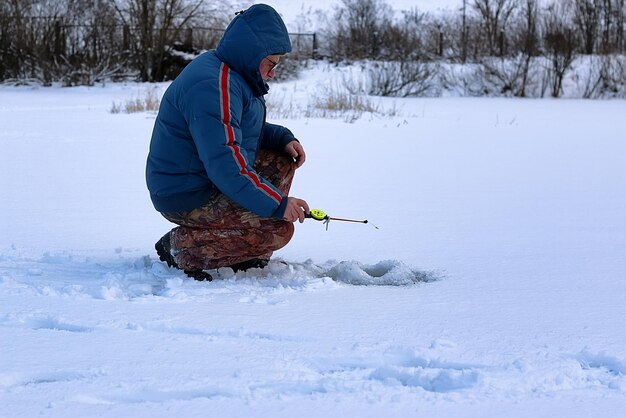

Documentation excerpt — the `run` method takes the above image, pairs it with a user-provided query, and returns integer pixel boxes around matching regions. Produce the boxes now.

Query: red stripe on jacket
[219,64,282,205]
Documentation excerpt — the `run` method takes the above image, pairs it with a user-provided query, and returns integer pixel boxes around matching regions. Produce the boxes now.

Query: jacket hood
[216,4,292,96]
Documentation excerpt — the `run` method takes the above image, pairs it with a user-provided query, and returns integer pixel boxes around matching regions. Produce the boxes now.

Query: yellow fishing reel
[305,208,376,231]
[307,209,328,221]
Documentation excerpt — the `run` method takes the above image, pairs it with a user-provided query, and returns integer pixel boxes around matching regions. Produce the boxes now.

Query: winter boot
[155,232,212,281]
[227,258,269,273]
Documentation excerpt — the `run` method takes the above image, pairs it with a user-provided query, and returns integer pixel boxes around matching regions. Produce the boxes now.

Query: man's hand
[283,197,310,223]
[285,140,306,168]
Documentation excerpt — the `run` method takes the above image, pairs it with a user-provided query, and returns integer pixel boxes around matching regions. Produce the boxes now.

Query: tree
[598,0,626,53]
[483,0,540,97]
[112,0,206,82]
[618,0,626,52]
[323,0,394,60]
[472,0,517,56]
[573,0,601,54]
[542,2,579,97]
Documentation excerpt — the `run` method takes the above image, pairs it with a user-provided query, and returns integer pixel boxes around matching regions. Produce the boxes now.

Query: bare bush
[479,55,537,96]
[322,0,397,61]
[509,0,540,96]
[386,7,428,60]
[0,0,130,85]
[366,61,438,97]
[597,54,626,97]
[320,0,436,62]
[572,55,605,98]
[438,63,482,96]
[568,54,626,98]
[542,2,579,97]
[112,0,215,82]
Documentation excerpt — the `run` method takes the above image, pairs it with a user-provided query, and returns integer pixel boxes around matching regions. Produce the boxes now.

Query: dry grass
[313,89,379,113]
[111,88,160,114]
[266,84,401,123]
[109,83,400,122]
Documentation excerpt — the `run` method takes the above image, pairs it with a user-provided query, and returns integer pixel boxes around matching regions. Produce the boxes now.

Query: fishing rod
[305,209,378,231]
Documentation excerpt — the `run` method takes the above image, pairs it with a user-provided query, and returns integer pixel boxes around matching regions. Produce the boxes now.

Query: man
[146,4,309,281]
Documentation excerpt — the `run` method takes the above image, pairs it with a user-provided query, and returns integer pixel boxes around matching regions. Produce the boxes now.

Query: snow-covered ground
[1,65,626,417]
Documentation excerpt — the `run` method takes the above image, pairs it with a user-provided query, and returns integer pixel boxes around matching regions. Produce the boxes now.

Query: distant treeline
[318,0,626,98]
[320,0,625,61]
[1,0,625,93]
[0,0,317,85]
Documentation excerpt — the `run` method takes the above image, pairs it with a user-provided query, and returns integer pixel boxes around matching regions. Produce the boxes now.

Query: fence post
[92,24,98,62]
[54,21,63,57]
[438,25,444,56]
[312,32,318,59]
[123,25,130,51]
[184,27,193,49]
[295,33,300,58]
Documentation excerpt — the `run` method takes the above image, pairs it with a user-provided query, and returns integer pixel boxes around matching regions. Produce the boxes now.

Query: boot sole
[155,239,177,268]
[155,239,212,281]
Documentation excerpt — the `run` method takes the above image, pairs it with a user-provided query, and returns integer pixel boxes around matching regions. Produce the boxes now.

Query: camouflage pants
[161,150,296,270]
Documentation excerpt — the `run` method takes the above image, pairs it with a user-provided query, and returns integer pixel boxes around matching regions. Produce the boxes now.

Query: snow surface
[2,67,626,417]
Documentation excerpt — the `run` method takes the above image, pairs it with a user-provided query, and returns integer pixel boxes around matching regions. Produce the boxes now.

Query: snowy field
[1,65,626,417]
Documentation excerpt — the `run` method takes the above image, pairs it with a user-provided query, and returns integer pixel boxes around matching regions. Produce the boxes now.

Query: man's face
[259,55,281,80]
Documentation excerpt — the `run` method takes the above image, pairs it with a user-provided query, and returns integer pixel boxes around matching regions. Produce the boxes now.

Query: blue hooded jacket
[146,4,294,218]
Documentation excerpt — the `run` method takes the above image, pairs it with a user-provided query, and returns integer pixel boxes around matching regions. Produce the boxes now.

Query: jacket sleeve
[184,74,288,219]
[261,122,296,150]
